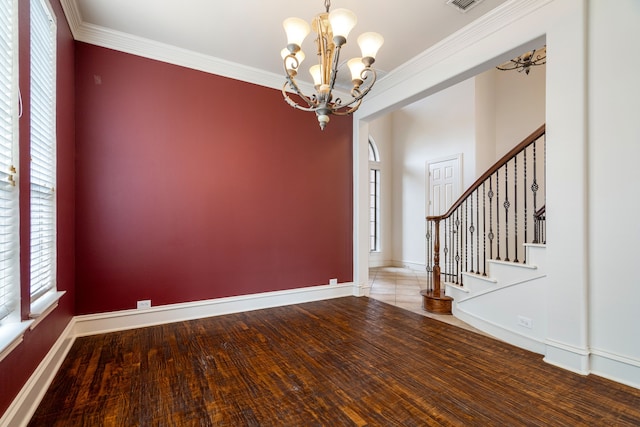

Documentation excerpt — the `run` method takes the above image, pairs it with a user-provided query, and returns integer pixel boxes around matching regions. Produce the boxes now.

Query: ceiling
[60,0,508,90]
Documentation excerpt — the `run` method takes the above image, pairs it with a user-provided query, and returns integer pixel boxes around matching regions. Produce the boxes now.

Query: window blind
[0,0,19,321]
[30,0,56,303]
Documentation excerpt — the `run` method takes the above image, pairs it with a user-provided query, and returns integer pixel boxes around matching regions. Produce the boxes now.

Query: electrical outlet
[137,300,151,310]
[517,315,533,329]
[329,278,338,285]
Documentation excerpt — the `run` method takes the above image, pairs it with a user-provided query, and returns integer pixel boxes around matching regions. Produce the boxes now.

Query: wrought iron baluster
[488,175,494,260]
[458,208,464,286]
[469,191,475,273]
[455,210,460,284]
[523,146,528,262]
[476,189,480,273]
[482,182,487,276]
[464,199,468,274]
[532,140,539,243]
[496,169,501,260]
[503,161,510,262]
[444,218,451,282]
[426,221,433,291]
[513,155,519,263]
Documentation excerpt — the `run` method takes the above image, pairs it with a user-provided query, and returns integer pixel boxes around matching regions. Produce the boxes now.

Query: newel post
[421,217,453,314]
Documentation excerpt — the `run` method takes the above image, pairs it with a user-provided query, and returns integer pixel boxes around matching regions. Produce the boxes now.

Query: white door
[427,156,461,216]
[426,155,462,273]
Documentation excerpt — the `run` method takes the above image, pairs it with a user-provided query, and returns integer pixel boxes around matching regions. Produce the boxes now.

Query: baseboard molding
[544,338,590,375]
[1,282,357,427]
[590,348,640,390]
[453,306,547,355]
[0,319,77,427]
[74,282,356,337]
[391,260,426,272]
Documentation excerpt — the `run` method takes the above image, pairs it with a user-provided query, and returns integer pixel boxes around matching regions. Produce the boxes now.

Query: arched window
[369,138,381,252]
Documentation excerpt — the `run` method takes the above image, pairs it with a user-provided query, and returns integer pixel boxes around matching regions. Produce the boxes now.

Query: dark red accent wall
[0,0,75,416]
[74,43,353,314]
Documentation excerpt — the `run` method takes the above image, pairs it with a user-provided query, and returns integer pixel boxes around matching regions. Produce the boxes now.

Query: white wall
[389,79,476,268]
[354,0,640,387]
[494,65,546,157]
[384,66,545,271]
[587,0,640,388]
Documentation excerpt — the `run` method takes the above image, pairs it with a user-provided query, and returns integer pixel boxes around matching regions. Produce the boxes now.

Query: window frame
[368,138,381,253]
[29,0,58,312]
[0,0,20,325]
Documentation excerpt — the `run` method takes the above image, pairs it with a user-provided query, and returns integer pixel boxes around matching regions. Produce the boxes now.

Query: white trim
[391,260,426,272]
[0,321,33,364]
[58,0,299,93]
[0,319,76,427]
[590,348,640,390]
[544,338,590,375]
[354,0,551,118]
[29,291,66,330]
[73,282,355,337]
[453,304,547,354]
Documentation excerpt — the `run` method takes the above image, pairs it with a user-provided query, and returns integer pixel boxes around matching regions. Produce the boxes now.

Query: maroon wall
[75,43,353,314]
[0,0,75,416]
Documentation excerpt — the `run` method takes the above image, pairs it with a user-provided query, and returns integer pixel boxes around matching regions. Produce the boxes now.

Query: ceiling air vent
[446,0,486,13]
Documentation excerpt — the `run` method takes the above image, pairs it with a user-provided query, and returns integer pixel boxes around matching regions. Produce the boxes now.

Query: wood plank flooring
[28,297,640,426]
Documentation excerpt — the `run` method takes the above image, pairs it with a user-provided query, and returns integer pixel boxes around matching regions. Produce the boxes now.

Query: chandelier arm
[282,55,319,109]
[282,83,319,112]
[329,98,363,116]
[327,68,378,113]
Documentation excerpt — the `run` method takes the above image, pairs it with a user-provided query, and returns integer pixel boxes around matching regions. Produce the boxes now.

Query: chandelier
[496,46,546,75]
[281,0,384,130]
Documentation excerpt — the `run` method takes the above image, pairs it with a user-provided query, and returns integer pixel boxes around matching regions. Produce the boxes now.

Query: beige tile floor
[367,266,479,332]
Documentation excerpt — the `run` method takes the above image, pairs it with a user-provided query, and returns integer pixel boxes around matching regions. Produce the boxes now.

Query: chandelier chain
[324,0,331,12]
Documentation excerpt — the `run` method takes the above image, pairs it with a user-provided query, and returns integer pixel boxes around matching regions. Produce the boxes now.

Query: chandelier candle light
[281,0,384,130]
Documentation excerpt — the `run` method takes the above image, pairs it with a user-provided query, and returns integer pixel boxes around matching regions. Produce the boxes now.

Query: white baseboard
[453,305,547,355]
[392,260,426,272]
[0,319,77,427]
[73,282,356,337]
[590,348,640,390]
[1,282,357,427]
[544,338,590,375]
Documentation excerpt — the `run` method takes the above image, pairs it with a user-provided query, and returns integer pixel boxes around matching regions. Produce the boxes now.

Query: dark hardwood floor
[28,297,640,426]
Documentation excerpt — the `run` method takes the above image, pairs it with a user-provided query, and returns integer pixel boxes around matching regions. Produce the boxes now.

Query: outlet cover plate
[137,300,151,310]
[517,315,533,329]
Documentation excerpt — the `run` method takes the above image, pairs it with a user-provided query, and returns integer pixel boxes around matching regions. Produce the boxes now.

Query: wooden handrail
[427,124,546,222]
[422,123,546,313]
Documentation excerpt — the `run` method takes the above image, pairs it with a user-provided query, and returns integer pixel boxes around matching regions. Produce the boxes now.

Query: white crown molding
[59,0,285,90]
[382,0,551,86]
[356,0,552,118]
[59,0,549,102]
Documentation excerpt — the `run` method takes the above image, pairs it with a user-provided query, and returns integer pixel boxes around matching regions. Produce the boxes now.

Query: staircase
[421,124,547,354]
[446,243,547,354]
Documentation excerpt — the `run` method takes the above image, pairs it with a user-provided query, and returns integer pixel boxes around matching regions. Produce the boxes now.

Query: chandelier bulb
[280,1,382,130]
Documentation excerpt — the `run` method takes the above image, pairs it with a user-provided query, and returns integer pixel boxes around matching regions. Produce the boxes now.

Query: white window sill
[0,291,66,363]
[0,320,33,363]
[30,290,66,330]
